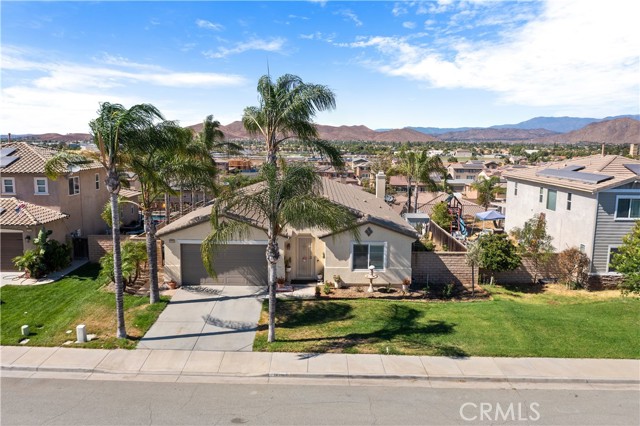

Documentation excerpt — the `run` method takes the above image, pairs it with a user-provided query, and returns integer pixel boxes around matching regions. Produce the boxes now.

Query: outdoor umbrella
[475,210,506,229]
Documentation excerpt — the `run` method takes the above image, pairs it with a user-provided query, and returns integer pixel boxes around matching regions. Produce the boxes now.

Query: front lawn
[0,263,168,349]
[254,286,640,358]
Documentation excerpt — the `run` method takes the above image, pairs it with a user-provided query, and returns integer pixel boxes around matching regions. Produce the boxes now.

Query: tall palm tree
[242,74,342,167]
[202,163,359,342]
[127,121,201,304]
[471,176,503,210]
[46,102,163,338]
[391,150,446,213]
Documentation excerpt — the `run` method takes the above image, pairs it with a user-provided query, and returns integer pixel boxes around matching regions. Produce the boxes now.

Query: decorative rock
[21,325,29,336]
[66,330,72,334]
[87,334,97,342]
[76,324,87,343]
[19,338,30,345]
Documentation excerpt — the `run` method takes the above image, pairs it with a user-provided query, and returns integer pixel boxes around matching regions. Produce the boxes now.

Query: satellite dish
[67,164,81,173]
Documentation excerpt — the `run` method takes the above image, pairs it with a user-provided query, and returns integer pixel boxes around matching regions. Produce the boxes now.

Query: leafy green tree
[100,241,148,291]
[46,102,164,338]
[390,149,446,213]
[511,213,555,284]
[610,221,640,295]
[430,201,453,230]
[242,74,341,167]
[471,176,503,210]
[476,234,521,283]
[202,163,359,342]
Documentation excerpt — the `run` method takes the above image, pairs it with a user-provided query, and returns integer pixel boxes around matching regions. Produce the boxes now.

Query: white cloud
[1,46,247,133]
[203,37,286,59]
[343,0,640,114]
[336,9,363,27]
[402,21,416,29]
[196,19,224,31]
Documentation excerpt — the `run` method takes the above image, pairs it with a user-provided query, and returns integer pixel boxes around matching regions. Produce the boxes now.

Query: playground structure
[446,194,468,237]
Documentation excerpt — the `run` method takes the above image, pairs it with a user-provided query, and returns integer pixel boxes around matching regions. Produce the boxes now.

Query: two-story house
[503,154,640,286]
[447,162,485,180]
[0,142,137,269]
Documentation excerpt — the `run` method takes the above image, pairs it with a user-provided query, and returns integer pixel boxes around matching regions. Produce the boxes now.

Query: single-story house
[157,174,418,287]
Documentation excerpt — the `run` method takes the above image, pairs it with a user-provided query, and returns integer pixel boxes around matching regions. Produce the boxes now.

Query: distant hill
[437,128,558,141]
[189,121,440,143]
[1,133,92,143]
[532,118,640,144]
[405,126,474,135]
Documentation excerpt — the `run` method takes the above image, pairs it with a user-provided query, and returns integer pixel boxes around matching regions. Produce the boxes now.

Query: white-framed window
[514,182,518,196]
[539,187,544,203]
[351,242,386,270]
[567,193,572,210]
[2,177,15,194]
[34,177,48,195]
[615,196,640,220]
[68,176,80,195]
[95,173,100,190]
[546,189,557,211]
[607,246,620,273]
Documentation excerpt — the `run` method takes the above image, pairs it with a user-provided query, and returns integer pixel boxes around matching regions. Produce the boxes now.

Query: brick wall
[586,274,623,290]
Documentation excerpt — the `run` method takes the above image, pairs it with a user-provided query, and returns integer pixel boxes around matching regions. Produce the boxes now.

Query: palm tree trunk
[266,232,279,343]
[109,190,127,338]
[406,177,412,213]
[414,183,419,213]
[145,209,160,304]
[191,190,195,210]
[179,188,184,215]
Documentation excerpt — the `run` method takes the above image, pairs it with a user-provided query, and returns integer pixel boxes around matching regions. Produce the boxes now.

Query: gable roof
[158,178,418,239]
[0,197,69,226]
[0,142,102,174]
[503,155,640,193]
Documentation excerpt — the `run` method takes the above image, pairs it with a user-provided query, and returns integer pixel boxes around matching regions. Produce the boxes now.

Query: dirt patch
[316,285,490,302]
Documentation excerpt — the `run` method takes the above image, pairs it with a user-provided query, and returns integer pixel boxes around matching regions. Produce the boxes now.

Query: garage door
[1,231,24,271]
[180,244,267,286]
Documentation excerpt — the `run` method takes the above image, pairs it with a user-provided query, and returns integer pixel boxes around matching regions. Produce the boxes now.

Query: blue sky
[2,0,639,134]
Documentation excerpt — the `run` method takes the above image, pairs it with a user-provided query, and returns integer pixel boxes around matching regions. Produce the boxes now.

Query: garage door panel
[1,232,23,271]
[181,244,267,286]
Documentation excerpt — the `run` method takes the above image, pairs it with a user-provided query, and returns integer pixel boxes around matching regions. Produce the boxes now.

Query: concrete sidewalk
[0,259,89,287]
[1,346,638,388]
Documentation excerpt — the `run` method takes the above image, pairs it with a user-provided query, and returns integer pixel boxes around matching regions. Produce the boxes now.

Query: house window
[34,177,48,195]
[539,187,544,203]
[567,193,572,210]
[68,176,80,195]
[2,177,15,194]
[546,189,557,211]
[514,182,518,196]
[607,246,620,273]
[615,197,640,219]
[352,242,386,270]
[95,173,100,190]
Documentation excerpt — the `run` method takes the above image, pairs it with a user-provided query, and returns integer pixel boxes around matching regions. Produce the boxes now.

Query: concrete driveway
[137,286,265,352]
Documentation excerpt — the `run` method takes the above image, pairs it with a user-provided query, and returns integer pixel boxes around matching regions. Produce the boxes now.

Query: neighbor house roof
[412,192,485,218]
[0,197,69,226]
[0,142,102,174]
[503,155,640,194]
[158,178,418,239]
[119,188,141,199]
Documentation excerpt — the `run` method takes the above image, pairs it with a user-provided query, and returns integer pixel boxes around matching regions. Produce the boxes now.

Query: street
[2,377,638,425]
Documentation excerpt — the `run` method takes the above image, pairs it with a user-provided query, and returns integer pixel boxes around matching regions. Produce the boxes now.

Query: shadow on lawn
[278,303,467,357]
[278,301,354,328]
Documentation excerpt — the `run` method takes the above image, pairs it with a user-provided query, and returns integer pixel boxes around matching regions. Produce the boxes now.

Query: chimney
[630,144,638,157]
[601,143,606,157]
[375,171,386,200]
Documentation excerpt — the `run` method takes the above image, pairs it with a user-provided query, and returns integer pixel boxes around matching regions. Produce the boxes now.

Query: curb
[3,365,639,386]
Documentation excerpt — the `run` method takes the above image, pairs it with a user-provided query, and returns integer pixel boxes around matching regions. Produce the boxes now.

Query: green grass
[254,287,640,358]
[0,263,169,349]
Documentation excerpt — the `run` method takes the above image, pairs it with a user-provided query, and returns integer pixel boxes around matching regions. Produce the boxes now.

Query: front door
[297,237,314,279]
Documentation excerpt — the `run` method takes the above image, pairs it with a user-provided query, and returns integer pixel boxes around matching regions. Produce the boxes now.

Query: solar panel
[564,165,585,172]
[624,164,640,176]
[536,168,614,184]
[0,147,17,157]
[0,156,19,168]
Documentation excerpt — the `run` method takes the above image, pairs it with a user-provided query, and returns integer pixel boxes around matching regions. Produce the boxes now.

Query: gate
[72,237,89,259]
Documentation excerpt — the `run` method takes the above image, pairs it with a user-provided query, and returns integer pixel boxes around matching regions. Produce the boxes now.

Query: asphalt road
[1,377,638,425]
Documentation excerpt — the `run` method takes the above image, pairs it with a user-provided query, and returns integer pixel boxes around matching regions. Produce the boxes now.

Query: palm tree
[391,150,446,213]
[471,176,503,210]
[46,102,163,338]
[242,74,342,167]
[202,163,359,342]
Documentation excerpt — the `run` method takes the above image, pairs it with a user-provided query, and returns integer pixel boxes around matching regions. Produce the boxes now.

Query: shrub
[12,228,71,278]
[609,221,640,296]
[322,282,332,295]
[431,202,453,230]
[557,247,590,289]
[413,238,436,252]
[100,241,148,290]
[476,233,521,282]
[441,283,455,299]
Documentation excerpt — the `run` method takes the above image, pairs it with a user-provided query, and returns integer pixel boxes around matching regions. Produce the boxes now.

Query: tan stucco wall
[3,169,110,237]
[321,223,415,285]
[159,220,286,285]
[5,220,70,255]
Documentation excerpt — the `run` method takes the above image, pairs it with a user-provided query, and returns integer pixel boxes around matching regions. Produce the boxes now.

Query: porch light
[24,235,31,243]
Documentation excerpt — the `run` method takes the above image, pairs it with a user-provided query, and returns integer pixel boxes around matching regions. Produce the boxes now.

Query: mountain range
[3,115,638,145]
